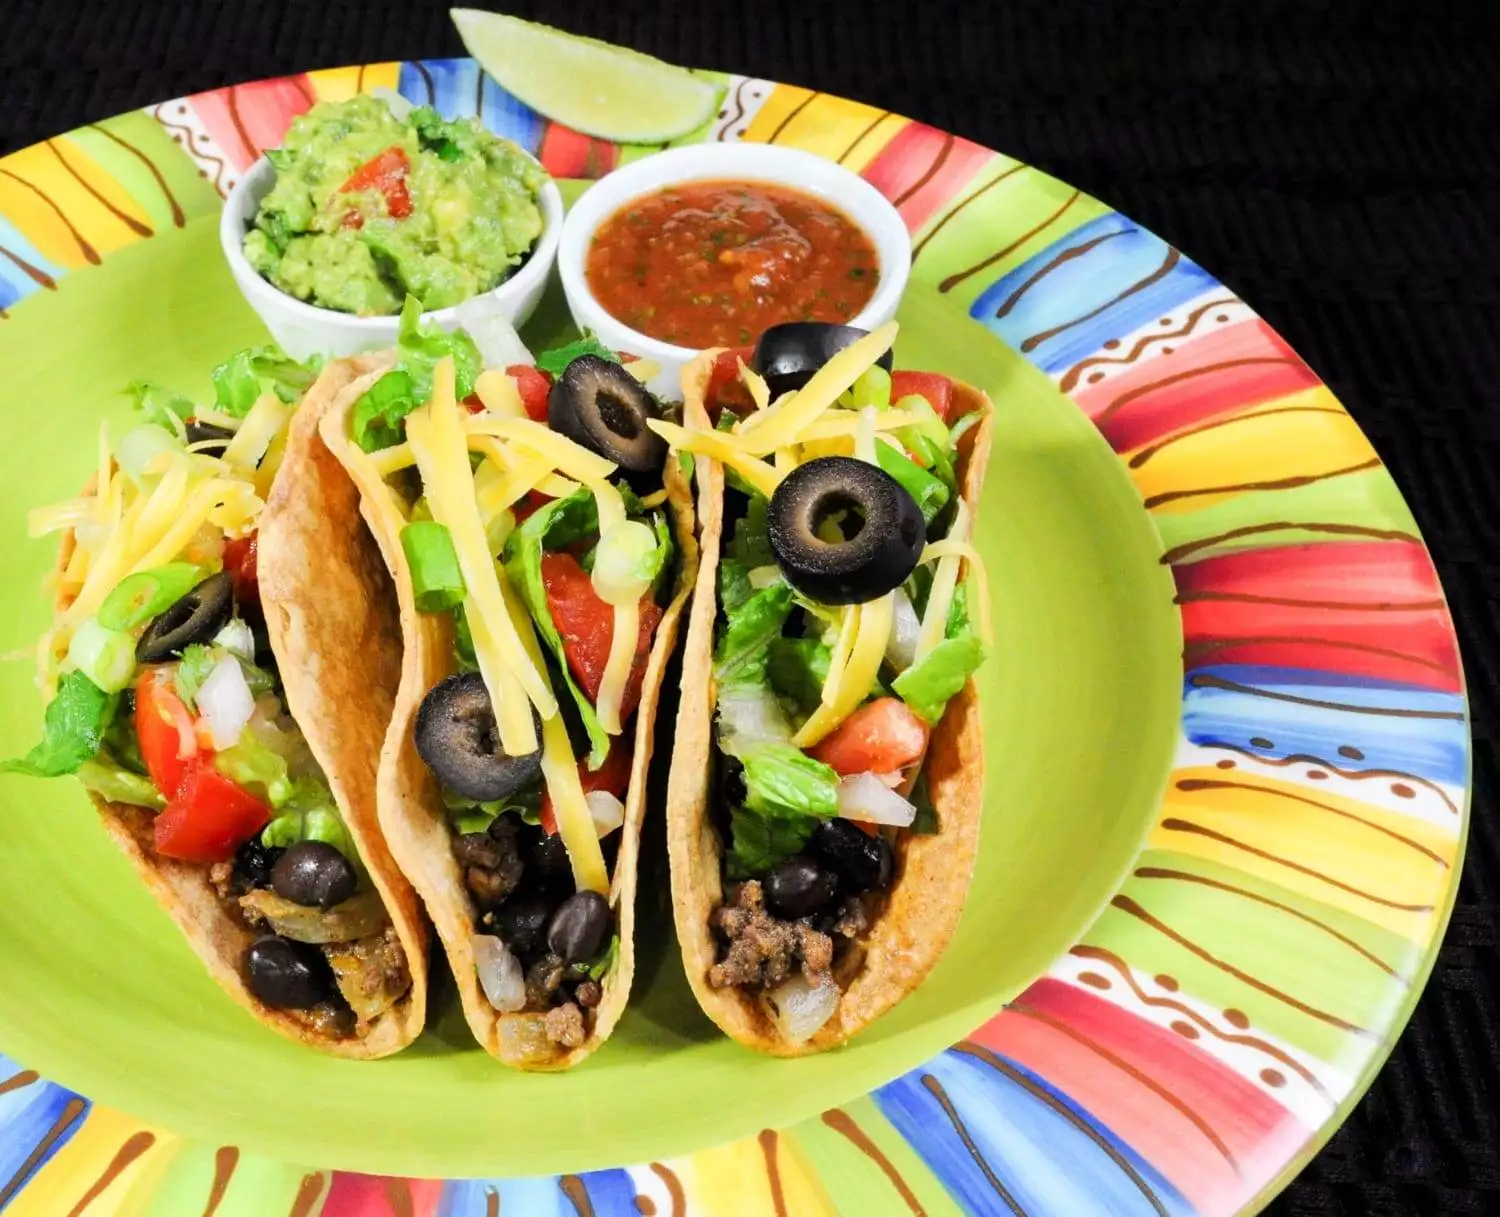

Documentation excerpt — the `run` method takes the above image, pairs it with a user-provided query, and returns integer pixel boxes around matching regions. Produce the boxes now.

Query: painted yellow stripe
[308,62,401,101]
[0,139,153,269]
[744,85,905,171]
[675,1131,838,1217]
[5,1106,175,1217]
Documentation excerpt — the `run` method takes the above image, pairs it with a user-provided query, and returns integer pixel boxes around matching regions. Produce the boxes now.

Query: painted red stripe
[538,125,618,180]
[1174,540,1442,601]
[860,121,993,233]
[188,76,316,171]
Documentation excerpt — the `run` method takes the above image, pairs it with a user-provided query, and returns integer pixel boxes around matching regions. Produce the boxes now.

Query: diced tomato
[153,762,271,863]
[339,146,412,220]
[222,532,259,605]
[890,371,956,424]
[540,552,662,721]
[508,364,552,423]
[705,346,756,416]
[539,736,633,836]
[136,671,202,799]
[810,697,930,777]
[512,489,553,524]
[463,393,485,414]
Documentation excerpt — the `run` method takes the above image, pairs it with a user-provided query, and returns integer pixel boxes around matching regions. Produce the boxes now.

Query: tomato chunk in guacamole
[243,95,547,315]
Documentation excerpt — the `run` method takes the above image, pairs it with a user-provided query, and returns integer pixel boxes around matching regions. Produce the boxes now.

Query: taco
[656,321,992,1054]
[292,304,696,1069]
[4,349,427,1057]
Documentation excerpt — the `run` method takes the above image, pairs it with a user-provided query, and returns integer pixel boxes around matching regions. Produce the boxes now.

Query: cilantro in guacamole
[243,95,547,316]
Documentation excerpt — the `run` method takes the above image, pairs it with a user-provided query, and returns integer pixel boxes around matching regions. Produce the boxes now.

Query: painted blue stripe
[0,1059,90,1211]
[970,213,1217,375]
[876,1049,1195,1217]
[1183,664,1467,785]
[0,215,63,313]
[397,59,545,154]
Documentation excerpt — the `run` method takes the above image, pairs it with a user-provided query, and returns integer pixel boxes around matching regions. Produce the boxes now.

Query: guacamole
[243,95,548,315]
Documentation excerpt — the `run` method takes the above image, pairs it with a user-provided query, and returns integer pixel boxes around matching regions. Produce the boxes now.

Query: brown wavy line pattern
[560,1175,594,1216]
[758,1129,789,1217]
[1176,588,1444,612]
[224,87,256,165]
[723,77,752,136]
[87,122,185,227]
[1131,868,1404,981]
[0,1097,88,1209]
[1113,893,1380,1037]
[1022,247,1181,354]
[414,61,437,106]
[287,1173,326,1217]
[954,1041,1170,1216]
[821,1109,928,1215]
[945,188,1087,296]
[202,1146,239,1217]
[486,1186,500,1217]
[912,161,1025,260]
[920,1074,1027,1212]
[1160,817,1436,910]
[1205,743,1460,816]
[765,92,821,145]
[0,168,100,263]
[1188,672,1464,722]
[1130,405,1347,469]
[1006,1000,1241,1171]
[1161,521,1419,566]
[46,140,151,237]
[1096,356,1304,425]
[66,1130,155,1216]
[0,1069,38,1095]
[836,110,893,165]
[1060,296,1241,391]
[1143,457,1381,510]
[893,131,954,206]
[152,106,229,193]
[1185,635,1451,677]
[385,1177,415,1217]
[1070,942,1338,1100]
[0,243,55,288]
[649,1162,686,1217]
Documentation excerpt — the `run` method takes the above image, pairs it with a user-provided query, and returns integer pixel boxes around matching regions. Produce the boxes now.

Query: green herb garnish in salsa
[243,95,548,316]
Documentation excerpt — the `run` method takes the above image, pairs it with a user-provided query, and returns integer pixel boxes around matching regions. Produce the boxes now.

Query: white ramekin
[557,144,912,400]
[220,155,564,362]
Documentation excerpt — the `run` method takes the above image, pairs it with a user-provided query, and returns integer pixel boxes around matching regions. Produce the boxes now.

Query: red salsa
[586,180,880,349]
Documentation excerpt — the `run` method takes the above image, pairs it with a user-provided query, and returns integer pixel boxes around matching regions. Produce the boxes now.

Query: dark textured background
[4,1,1497,1212]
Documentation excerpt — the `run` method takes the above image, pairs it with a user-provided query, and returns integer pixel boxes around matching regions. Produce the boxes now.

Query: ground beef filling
[709,880,872,989]
[455,815,613,1048]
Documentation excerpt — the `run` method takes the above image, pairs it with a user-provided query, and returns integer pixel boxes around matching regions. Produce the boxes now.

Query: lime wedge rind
[451,9,725,144]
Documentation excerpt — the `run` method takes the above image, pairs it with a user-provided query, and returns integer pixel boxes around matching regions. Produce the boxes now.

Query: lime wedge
[451,10,723,143]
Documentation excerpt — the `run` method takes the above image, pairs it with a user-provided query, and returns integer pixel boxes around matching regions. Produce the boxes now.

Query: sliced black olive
[768,456,924,604]
[270,841,359,909]
[750,323,894,399]
[136,571,235,663]
[414,672,542,802]
[245,935,333,1009]
[548,355,666,476]
[186,418,235,456]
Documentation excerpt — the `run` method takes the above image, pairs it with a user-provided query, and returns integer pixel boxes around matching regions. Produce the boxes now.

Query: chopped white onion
[717,686,792,757]
[196,656,255,749]
[213,618,257,664]
[453,296,534,369]
[837,772,917,827]
[765,972,839,1044]
[586,790,625,838]
[885,587,921,672]
[590,519,657,606]
[116,424,183,485]
[369,86,414,120]
[472,934,527,1013]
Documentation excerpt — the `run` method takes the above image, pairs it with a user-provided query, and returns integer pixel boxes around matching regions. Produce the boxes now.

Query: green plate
[0,52,1466,1217]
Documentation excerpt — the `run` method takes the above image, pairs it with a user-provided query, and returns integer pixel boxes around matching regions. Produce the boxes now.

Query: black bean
[764,855,839,918]
[521,830,574,899]
[245,935,332,1009]
[493,895,552,956]
[546,890,610,963]
[232,838,284,891]
[270,841,358,909]
[810,819,894,893]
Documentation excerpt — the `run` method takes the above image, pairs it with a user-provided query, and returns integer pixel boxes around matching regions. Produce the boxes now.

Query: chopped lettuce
[1,671,116,778]
[211,344,320,416]
[261,777,362,872]
[726,494,773,568]
[213,732,295,807]
[125,381,195,431]
[714,582,792,688]
[441,782,542,834]
[892,584,985,724]
[718,559,754,615]
[77,759,162,808]
[351,296,481,450]
[907,768,939,835]
[728,742,839,876]
[535,335,621,378]
[766,637,831,713]
[352,369,417,453]
[876,442,950,525]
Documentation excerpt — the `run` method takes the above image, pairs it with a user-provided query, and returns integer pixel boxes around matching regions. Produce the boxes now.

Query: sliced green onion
[116,424,184,484]
[401,521,466,613]
[948,409,983,447]
[893,394,950,447]
[850,365,891,411]
[98,563,206,632]
[590,519,658,606]
[67,618,137,693]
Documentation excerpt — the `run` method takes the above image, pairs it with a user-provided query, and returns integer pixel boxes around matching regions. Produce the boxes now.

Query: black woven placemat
[4,1,1497,1212]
